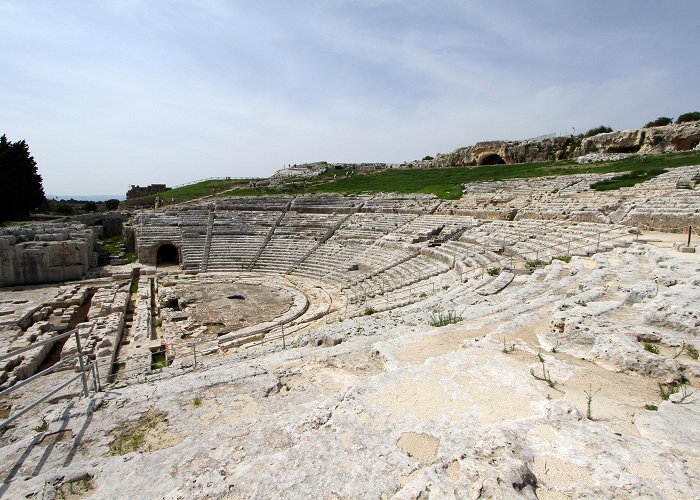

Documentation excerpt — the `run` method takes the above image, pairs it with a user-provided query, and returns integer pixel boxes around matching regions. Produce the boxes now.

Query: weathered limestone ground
[0,235,698,498]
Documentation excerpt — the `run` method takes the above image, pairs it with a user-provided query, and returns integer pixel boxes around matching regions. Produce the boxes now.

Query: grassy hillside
[226,150,700,200]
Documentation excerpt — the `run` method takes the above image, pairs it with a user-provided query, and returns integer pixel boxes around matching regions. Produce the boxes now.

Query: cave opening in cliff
[156,244,179,266]
[479,153,506,165]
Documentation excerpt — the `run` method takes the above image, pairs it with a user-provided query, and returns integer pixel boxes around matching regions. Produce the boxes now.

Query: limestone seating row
[206,235,267,271]
[384,214,474,242]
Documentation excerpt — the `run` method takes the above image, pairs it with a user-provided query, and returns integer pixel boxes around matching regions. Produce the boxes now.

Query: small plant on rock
[525,259,546,270]
[673,342,699,360]
[34,417,48,433]
[584,384,601,420]
[531,352,560,390]
[644,404,658,411]
[575,299,587,307]
[487,267,501,276]
[429,311,462,327]
[553,255,571,263]
[192,396,202,407]
[658,382,680,400]
[364,306,376,316]
[502,337,515,354]
[551,340,561,353]
[644,342,660,355]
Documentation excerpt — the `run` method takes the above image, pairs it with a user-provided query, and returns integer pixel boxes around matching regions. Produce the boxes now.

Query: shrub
[644,404,658,411]
[104,198,120,210]
[55,202,74,215]
[364,306,375,316]
[487,267,501,276]
[644,117,673,128]
[582,125,613,137]
[676,111,700,124]
[553,255,571,263]
[83,201,98,212]
[422,155,434,161]
[192,396,202,407]
[644,342,660,355]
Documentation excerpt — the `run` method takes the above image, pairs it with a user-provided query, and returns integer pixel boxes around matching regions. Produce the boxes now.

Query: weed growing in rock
[673,385,696,404]
[644,342,660,355]
[429,311,462,327]
[34,417,48,433]
[584,384,601,420]
[575,299,587,307]
[674,342,699,360]
[551,340,561,353]
[487,267,501,276]
[644,404,658,411]
[531,352,559,390]
[526,259,546,270]
[658,382,680,400]
[192,396,202,407]
[364,306,376,316]
[419,292,428,298]
[553,255,572,263]
[502,337,515,353]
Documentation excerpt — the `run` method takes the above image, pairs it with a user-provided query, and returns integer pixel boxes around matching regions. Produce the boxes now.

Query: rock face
[416,121,700,168]
[0,224,95,286]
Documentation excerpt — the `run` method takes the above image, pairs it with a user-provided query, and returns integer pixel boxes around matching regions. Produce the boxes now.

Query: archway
[478,153,506,166]
[156,244,179,266]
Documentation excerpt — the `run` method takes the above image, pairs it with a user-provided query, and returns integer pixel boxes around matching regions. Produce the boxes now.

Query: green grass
[151,351,167,370]
[100,235,123,255]
[591,168,667,191]
[644,342,660,355]
[121,150,700,206]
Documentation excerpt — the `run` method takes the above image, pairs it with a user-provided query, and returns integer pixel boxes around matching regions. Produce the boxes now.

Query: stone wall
[0,224,94,286]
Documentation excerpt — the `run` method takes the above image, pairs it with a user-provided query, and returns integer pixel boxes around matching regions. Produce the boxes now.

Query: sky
[1,1,699,196]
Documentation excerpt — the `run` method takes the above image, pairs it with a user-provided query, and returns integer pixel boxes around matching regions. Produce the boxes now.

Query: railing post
[74,331,90,398]
[192,343,197,368]
[281,323,286,349]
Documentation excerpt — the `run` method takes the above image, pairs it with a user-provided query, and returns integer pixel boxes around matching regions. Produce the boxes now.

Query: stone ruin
[0,166,699,497]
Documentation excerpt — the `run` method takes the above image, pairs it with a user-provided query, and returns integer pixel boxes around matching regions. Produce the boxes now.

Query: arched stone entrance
[156,244,179,266]
[478,153,506,166]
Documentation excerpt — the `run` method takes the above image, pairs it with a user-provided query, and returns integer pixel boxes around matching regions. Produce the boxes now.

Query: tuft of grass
[419,292,428,298]
[192,396,202,407]
[674,342,699,360]
[428,311,462,327]
[129,280,139,294]
[525,259,546,270]
[644,404,658,411]
[553,255,571,263]
[487,267,501,276]
[644,342,660,355]
[34,417,48,433]
[125,252,138,263]
[575,299,587,307]
[364,306,376,316]
[658,382,680,400]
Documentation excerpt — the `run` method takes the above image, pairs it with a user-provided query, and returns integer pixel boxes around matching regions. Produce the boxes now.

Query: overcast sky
[2,0,699,196]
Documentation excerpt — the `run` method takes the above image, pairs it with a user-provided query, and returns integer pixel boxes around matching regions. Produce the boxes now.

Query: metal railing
[0,330,91,430]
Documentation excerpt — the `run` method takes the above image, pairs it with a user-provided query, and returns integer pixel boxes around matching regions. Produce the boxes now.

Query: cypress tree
[0,134,46,221]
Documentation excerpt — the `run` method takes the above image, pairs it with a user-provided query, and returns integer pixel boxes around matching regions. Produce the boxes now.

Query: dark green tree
[644,117,673,128]
[0,135,45,221]
[104,198,120,210]
[582,125,613,137]
[676,111,700,124]
[83,201,98,212]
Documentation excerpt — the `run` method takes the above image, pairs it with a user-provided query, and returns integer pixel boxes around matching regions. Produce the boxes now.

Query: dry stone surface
[1,170,700,498]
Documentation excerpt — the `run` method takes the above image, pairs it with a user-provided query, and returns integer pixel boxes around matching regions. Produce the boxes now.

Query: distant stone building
[126,184,170,200]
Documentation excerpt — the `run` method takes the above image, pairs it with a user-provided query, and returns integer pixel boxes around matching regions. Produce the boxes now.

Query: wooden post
[688,225,692,247]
